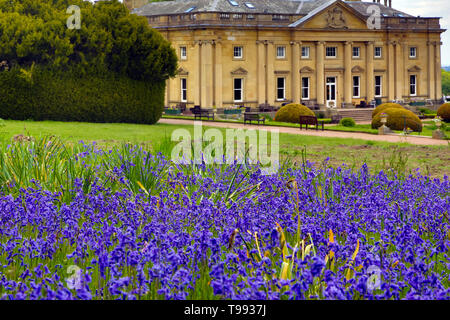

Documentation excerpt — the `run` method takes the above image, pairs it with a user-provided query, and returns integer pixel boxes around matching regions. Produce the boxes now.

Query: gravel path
[159,118,449,146]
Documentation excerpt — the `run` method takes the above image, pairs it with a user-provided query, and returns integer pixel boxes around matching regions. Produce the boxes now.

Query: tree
[0,0,177,81]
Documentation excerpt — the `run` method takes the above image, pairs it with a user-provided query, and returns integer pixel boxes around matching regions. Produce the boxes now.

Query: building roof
[132,0,414,18]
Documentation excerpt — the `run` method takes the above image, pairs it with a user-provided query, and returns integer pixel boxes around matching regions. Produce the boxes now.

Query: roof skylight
[245,3,255,9]
[228,0,239,6]
[185,7,196,13]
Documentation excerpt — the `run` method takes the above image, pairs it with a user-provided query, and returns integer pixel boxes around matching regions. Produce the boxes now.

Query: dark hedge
[0,68,165,124]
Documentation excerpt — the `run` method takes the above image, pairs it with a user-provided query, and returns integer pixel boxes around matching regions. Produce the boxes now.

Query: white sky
[394,0,449,66]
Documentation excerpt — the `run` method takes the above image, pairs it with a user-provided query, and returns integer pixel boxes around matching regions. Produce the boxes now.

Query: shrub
[419,107,435,115]
[372,108,423,132]
[372,103,405,118]
[274,103,315,124]
[339,117,356,127]
[0,67,165,124]
[437,103,450,122]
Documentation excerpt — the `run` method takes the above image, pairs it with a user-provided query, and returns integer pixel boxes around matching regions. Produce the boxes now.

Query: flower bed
[164,109,181,115]
[224,109,242,115]
[0,140,448,300]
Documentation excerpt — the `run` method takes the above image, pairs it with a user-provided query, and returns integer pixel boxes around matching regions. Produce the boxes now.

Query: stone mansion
[126,0,445,110]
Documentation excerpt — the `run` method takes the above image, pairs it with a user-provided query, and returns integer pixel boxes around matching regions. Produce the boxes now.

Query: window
[410,75,417,96]
[277,77,286,101]
[185,7,196,13]
[228,0,239,6]
[301,77,310,100]
[326,47,337,58]
[233,46,243,59]
[245,3,255,9]
[276,46,286,59]
[301,46,310,59]
[374,46,382,58]
[180,46,187,60]
[234,78,243,102]
[353,76,360,98]
[375,76,382,97]
[409,47,417,58]
[181,78,187,102]
[352,47,360,58]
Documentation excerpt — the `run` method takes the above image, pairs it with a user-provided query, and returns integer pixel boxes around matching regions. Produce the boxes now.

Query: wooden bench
[190,106,214,120]
[299,115,324,131]
[244,112,265,125]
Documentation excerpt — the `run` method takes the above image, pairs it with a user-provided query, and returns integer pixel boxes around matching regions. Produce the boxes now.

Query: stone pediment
[291,1,368,30]
[408,65,421,72]
[177,67,189,75]
[299,66,314,73]
[352,65,364,73]
[231,67,248,75]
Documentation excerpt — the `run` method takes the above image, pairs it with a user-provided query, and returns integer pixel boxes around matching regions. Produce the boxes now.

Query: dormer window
[185,7,196,13]
[228,0,239,6]
[245,3,255,9]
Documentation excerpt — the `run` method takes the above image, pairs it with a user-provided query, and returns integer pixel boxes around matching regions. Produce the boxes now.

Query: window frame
[326,46,337,58]
[352,76,360,98]
[409,74,417,97]
[409,47,417,59]
[276,46,286,59]
[301,77,310,100]
[233,46,243,59]
[374,46,382,59]
[301,46,310,59]
[352,46,360,59]
[233,78,244,103]
[181,78,187,102]
[180,46,187,60]
[375,75,383,98]
[276,77,286,101]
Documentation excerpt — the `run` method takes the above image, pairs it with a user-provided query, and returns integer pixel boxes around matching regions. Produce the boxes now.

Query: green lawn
[0,119,448,177]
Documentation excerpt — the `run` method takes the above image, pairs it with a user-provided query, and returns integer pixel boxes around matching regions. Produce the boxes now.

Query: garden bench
[299,115,324,131]
[190,106,214,120]
[244,112,265,125]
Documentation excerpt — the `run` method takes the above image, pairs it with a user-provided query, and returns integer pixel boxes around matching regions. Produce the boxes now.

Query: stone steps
[336,108,374,122]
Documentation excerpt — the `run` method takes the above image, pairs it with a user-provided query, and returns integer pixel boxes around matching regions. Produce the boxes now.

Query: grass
[327,123,449,137]
[0,119,449,178]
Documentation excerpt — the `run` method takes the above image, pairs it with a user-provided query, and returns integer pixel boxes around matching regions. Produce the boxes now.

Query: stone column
[201,41,213,108]
[291,41,301,104]
[387,41,395,101]
[316,41,325,107]
[165,79,170,107]
[214,41,223,109]
[193,41,201,106]
[395,42,403,100]
[344,41,352,107]
[257,41,266,106]
[366,41,375,102]
[427,41,435,101]
[267,41,275,104]
[435,41,442,101]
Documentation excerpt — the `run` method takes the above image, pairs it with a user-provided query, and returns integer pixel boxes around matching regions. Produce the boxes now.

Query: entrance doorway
[326,77,337,108]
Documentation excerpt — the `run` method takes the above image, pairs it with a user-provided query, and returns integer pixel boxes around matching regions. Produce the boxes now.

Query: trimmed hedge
[339,117,356,127]
[372,107,423,132]
[437,103,450,122]
[372,103,405,118]
[274,103,315,124]
[0,68,165,124]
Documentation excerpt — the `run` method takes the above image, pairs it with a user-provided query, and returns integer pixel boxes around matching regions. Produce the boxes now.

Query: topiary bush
[437,103,450,122]
[339,117,356,127]
[372,108,423,132]
[274,103,315,124]
[372,103,405,118]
